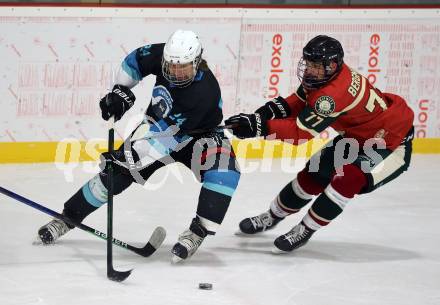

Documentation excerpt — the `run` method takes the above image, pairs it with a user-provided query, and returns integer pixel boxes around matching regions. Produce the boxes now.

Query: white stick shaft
[108,116,115,130]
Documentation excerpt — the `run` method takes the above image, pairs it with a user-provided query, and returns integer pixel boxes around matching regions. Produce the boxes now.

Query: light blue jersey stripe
[203,182,236,197]
[121,49,142,81]
[122,60,141,81]
[146,137,171,156]
[82,184,106,208]
[147,119,190,154]
[204,170,240,189]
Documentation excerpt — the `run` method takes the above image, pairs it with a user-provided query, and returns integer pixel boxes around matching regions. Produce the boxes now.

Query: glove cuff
[255,104,274,120]
[254,113,268,137]
[112,84,136,107]
[270,96,290,118]
[255,96,290,120]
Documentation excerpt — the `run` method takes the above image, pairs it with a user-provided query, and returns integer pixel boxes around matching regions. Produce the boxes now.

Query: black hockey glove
[99,85,136,121]
[255,96,291,120]
[225,113,268,139]
[99,148,141,175]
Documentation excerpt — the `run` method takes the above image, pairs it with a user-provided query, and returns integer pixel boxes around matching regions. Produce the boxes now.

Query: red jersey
[267,63,414,150]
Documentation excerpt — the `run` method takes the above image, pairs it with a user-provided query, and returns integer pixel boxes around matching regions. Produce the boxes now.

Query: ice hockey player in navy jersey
[37,30,240,263]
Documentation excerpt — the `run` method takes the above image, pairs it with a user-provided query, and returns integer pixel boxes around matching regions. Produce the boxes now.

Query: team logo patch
[151,85,173,118]
[314,95,335,116]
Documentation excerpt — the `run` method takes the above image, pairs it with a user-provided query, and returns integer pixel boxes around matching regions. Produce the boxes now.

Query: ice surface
[1,156,439,305]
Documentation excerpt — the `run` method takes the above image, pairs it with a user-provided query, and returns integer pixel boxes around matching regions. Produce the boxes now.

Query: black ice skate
[37,218,72,245]
[171,217,208,263]
[273,222,314,253]
[237,211,284,235]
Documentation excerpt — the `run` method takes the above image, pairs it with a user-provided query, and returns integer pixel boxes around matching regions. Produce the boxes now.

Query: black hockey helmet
[297,35,344,89]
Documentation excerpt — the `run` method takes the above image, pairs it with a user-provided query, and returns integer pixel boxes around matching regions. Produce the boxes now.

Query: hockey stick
[177,124,237,137]
[106,117,133,282]
[130,123,237,142]
[0,185,166,257]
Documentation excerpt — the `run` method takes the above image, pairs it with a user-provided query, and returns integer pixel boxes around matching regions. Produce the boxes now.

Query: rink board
[0,6,439,162]
[0,138,439,163]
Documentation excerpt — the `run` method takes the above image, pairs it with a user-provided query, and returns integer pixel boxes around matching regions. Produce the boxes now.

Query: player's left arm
[148,93,214,139]
[169,96,215,132]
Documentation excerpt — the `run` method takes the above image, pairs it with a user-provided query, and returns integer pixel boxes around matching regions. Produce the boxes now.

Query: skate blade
[32,236,54,246]
[271,246,290,254]
[32,238,43,246]
[171,254,184,264]
[234,230,261,237]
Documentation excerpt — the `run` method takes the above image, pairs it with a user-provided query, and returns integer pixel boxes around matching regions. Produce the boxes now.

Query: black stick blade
[107,268,133,282]
[133,226,166,257]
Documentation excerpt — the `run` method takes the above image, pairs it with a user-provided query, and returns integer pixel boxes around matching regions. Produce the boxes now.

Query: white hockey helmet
[162,29,203,87]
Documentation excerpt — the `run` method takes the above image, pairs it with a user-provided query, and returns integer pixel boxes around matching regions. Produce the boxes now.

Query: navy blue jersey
[121,43,223,133]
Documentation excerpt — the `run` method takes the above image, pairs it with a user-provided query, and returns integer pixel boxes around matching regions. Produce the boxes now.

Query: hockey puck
[198,283,213,290]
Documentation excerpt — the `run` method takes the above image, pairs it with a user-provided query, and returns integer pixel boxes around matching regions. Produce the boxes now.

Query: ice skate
[171,217,207,263]
[272,222,314,253]
[36,218,72,245]
[236,211,284,235]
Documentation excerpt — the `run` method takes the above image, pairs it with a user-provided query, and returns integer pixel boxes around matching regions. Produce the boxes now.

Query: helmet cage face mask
[161,30,203,88]
[161,54,202,88]
[297,56,339,90]
[297,35,344,90]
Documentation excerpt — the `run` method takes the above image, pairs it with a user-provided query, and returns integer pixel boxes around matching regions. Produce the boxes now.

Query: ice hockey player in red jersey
[225,35,414,253]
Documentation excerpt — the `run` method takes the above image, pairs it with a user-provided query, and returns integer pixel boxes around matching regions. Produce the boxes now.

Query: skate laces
[46,219,70,240]
[178,229,204,255]
[285,224,311,245]
[250,212,274,230]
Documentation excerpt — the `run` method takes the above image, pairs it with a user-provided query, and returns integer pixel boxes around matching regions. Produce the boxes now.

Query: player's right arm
[114,43,164,89]
[99,44,164,121]
[225,86,313,144]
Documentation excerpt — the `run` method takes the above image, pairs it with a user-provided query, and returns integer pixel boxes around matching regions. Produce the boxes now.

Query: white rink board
[0,7,439,142]
[238,8,440,140]
[0,7,242,142]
